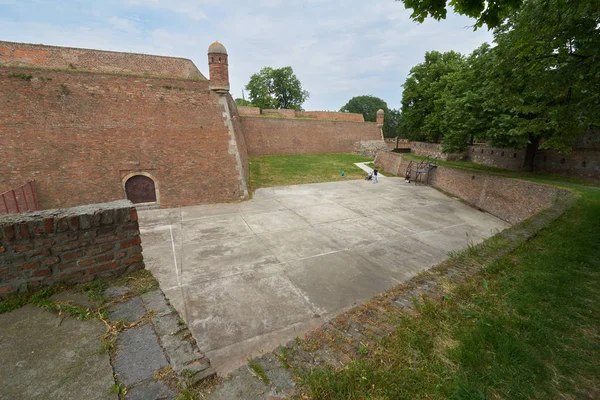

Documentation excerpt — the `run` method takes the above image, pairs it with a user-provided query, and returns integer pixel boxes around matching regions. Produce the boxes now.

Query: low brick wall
[237,106,260,116]
[262,109,296,118]
[428,168,569,224]
[468,145,526,170]
[384,138,411,150]
[412,142,466,161]
[0,200,144,296]
[374,150,570,224]
[375,150,411,176]
[296,111,364,122]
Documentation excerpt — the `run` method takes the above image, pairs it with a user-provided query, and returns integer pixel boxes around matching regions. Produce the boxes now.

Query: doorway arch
[122,172,160,207]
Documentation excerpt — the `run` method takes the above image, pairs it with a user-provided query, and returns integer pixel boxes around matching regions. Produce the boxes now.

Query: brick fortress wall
[0,40,205,79]
[241,116,382,156]
[0,200,144,297]
[0,66,247,209]
[374,151,569,224]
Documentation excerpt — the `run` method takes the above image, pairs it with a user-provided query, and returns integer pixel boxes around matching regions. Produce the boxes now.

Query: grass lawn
[248,153,372,193]
[295,165,600,398]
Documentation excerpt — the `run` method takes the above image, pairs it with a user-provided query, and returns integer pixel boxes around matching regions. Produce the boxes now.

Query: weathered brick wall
[428,168,570,224]
[296,111,364,122]
[384,138,411,150]
[238,106,260,116]
[0,67,247,210]
[534,149,600,178]
[467,145,526,170]
[0,200,144,297]
[0,40,205,79]
[225,95,249,196]
[241,116,382,155]
[374,151,411,176]
[262,109,296,118]
[411,142,466,161]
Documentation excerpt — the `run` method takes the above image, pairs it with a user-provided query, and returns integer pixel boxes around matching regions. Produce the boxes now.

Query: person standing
[373,168,378,184]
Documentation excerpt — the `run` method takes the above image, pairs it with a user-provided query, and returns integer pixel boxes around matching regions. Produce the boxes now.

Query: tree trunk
[523,134,540,172]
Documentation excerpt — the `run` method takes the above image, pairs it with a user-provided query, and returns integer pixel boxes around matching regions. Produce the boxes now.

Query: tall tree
[340,95,400,137]
[401,51,466,143]
[399,0,524,29]
[245,66,309,111]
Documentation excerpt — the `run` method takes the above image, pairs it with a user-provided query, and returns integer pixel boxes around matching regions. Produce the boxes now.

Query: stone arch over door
[122,172,160,207]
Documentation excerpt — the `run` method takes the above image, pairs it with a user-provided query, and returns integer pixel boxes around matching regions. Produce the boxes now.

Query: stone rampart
[467,145,526,170]
[262,109,296,118]
[411,142,466,161]
[241,116,382,156]
[0,200,144,297]
[296,111,364,122]
[0,66,247,210]
[237,106,260,116]
[429,168,569,224]
[0,40,204,79]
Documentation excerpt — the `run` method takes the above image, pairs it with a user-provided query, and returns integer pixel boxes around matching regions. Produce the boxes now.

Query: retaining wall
[0,200,144,297]
[296,111,364,122]
[411,142,466,161]
[241,116,382,156]
[374,151,569,224]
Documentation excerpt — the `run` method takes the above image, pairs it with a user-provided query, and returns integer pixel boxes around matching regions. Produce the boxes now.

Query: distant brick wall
[237,106,260,116]
[468,145,526,170]
[428,168,569,224]
[0,200,144,297]
[241,116,382,155]
[411,142,466,161]
[374,151,411,176]
[384,138,411,150]
[296,111,364,122]
[0,40,205,79]
[534,149,600,178]
[262,109,296,118]
[0,67,247,210]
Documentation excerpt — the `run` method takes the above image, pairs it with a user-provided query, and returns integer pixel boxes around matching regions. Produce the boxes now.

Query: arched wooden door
[125,175,157,204]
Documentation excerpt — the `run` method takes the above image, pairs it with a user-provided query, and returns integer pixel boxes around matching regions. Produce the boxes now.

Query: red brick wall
[468,145,526,170]
[0,40,205,79]
[412,142,466,161]
[208,53,229,90]
[0,67,246,210]
[262,109,296,118]
[241,116,382,155]
[374,151,411,176]
[428,167,570,224]
[238,106,260,116]
[0,200,144,297]
[296,111,364,122]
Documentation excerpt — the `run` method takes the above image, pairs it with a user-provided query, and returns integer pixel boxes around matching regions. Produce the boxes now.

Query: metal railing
[0,180,39,215]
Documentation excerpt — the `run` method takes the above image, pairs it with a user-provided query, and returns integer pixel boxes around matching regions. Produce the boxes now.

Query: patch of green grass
[248,359,271,385]
[8,72,33,81]
[299,185,600,399]
[110,383,127,396]
[248,153,372,193]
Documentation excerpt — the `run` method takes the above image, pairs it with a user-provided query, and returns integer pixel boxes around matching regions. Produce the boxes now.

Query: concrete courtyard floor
[138,178,509,375]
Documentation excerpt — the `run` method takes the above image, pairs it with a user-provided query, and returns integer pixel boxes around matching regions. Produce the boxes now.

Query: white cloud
[1,0,494,110]
[107,16,140,34]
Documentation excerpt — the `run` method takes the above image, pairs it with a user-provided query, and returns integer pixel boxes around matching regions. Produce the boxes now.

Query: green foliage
[235,98,254,107]
[339,95,402,138]
[248,360,270,385]
[400,0,600,169]
[340,95,387,123]
[400,0,524,29]
[245,66,309,111]
[401,51,466,143]
[8,72,33,81]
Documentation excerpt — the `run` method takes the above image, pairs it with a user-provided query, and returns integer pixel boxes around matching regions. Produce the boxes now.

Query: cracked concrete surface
[139,178,509,375]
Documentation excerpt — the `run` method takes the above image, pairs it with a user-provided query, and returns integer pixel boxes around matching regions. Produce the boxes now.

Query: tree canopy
[399,0,600,170]
[399,0,524,29]
[245,66,309,111]
[340,95,402,138]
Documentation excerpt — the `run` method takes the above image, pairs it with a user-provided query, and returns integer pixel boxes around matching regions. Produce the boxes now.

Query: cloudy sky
[0,0,493,111]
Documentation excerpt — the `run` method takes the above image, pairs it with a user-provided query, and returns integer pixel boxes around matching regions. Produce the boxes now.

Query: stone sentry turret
[376,109,385,139]
[208,41,229,93]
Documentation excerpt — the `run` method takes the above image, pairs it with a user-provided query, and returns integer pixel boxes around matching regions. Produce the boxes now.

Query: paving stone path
[204,193,576,399]
[0,275,215,400]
